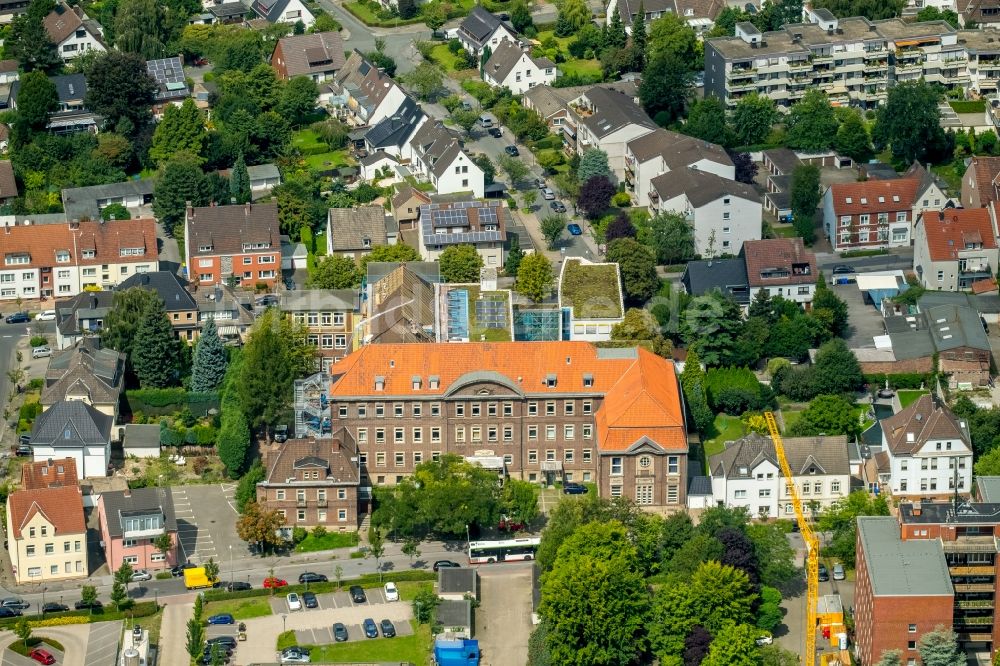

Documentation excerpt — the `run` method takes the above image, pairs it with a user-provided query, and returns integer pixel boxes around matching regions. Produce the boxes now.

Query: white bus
[468,537,541,564]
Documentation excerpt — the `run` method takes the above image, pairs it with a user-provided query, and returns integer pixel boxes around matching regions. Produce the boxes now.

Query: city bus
[468,537,541,564]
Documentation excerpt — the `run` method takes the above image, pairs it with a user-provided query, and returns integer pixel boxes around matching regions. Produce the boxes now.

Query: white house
[482,40,557,94]
[409,122,484,198]
[742,237,818,306]
[625,128,734,208]
[248,0,314,29]
[880,394,974,498]
[573,87,656,181]
[558,258,625,342]
[457,6,518,56]
[651,168,761,257]
[912,207,999,291]
[709,434,851,520]
[29,400,112,478]
[44,3,105,62]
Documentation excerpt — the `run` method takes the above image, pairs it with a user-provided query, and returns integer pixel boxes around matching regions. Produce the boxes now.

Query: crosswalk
[172,488,218,564]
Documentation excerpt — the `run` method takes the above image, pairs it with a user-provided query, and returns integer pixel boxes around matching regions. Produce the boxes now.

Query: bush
[704,368,773,415]
[863,373,933,390]
[291,526,307,544]
[312,525,327,538]
[447,38,463,54]
[612,192,631,207]
[29,336,47,347]
[126,389,220,417]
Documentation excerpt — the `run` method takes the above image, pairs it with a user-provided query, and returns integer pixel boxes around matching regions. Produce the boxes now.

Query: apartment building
[572,87,656,180]
[416,201,508,268]
[281,289,358,371]
[256,436,361,535]
[323,342,688,509]
[960,30,1000,95]
[914,208,1000,291]
[97,487,178,572]
[705,11,965,111]
[0,217,158,301]
[6,485,88,583]
[625,128,734,209]
[184,203,281,288]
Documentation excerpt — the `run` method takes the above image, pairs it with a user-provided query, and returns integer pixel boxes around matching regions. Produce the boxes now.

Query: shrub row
[863,372,936,390]
[125,389,219,417]
[202,570,436,603]
[0,601,158,630]
[159,423,219,446]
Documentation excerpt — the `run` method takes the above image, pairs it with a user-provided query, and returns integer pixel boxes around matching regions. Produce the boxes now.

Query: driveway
[476,564,533,666]
[832,283,886,348]
[172,485,244,566]
[82,620,122,666]
[160,602,194,666]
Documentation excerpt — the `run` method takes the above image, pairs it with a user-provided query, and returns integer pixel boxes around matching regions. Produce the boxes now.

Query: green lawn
[203,597,273,620]
[292,128,325,152]
[294,531,359,553]
[397,581,432,602]
[302,622,432,663]
[560,59,602,78]
[772,224,798,238]
[949,99,986,114]
[430,44,465,73]
[535,30,573,51]
[703,413,746,458]
[898,390,929,408]
[304,149,353,172]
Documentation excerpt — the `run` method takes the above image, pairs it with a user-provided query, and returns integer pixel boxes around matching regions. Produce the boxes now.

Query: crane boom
[765,411,819,665]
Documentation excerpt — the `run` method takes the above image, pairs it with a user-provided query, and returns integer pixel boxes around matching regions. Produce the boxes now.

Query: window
[456,427,465,442]
[430,403,441,417]
[471,403,481,417]
[413,403,422,418]
[503,425,513,441]
[831,480,841,494]
[545,425,556,440]
[150,553,165,562]
[528,450,538,463]
[528,425,538,440]
[64,542,70,553]
[276,490,285,500]
[503,402,513,416]
[636,485,653,505]
[667,485,679,504]
[376,452,386,467]
[456,403,465,417]
[375,403,385,418]
[488,426,498,442]
[735,490,748,499]
[358,404,367,418]
[26,545,35,556]
[528,402,538,416]
[394,403,404,418]
[471,426,482,442]
[582,424,592,439]
[431,427,441,443]
[582,400,592,415]
[611,457,623,475]
[395,452,405,467]
[564,449,574,463]
[412,428,422,444]
[564,401,574,416]
[123,555,138,565]
[394,428,404,444]
[759,489,771,498]
[546,401,555,416]
[908,624,917,633]
[564,424,574,440]
[488,403,497,417]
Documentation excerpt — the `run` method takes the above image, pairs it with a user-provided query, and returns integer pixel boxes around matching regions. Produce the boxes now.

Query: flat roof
[857,516,953,597]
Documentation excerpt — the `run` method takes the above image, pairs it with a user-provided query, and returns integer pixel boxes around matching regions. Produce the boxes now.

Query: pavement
[172,484,245,565]
[832,283,887,349]
[160,602,194,666]
[476,563,533,666]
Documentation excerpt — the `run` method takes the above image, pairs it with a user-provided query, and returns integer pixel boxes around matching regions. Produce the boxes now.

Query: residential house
[624,128,734,208]
[358,152,398,181]
[189,282,256,343]
[10,73,97,133]
[41,342,124,441]
[325,342,689,508]
[961,0,1000,28]
[359,262,439,345]
[709,433,851,519]
[409,122,485,197]
[363,96,427,159]
[29,400,112,477]
[0,61,16,86]
[680,258,752,308]
[117,271,200,340]
[146,56,189,116]
[281,289,359,371]
[256,435,362,535]
[391,185,431,230]
[742,238,818,306]
[572,87,656,180]
[961,155,1000,209]
[271,31,345,82]
[44,3,105,62]
[913,208,999,291]
[482,40,556,94]
[61,179,155,221]
[761,149,802,220]
[54,291,115,349]
[248,0,314,29]
[184,203,281,287]
[207,2,249,23]
[457,7,518,56]
[607,0,724,35]
[651,168,761,256]
[326,206,391,260]
[20,457,79,490]
[0,217,158,300]
[880,394,973,498]
[0,159,17,203]
[6,485,87,583]
[97,487,178,571]
[416,201,507,268]
[558,258,624,342]
[331,51,409,127]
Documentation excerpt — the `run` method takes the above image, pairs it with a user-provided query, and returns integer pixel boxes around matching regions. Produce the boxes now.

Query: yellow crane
[765,411,819,665]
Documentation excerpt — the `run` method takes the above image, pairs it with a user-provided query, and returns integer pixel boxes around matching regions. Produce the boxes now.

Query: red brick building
[183,203,280,288]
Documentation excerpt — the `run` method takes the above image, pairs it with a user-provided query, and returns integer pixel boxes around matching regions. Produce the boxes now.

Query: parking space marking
[84,620,123,666]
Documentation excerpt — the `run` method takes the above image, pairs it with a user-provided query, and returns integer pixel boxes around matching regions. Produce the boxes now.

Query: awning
[541,461,563,471]
[217,325,240,336]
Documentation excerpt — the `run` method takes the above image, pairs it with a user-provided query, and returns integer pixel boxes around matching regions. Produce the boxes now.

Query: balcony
[864,50,887,60]
[788,60,812,71]
[896,61,924,73]
[726,67,755,80]
[950,565,997,575]
[296,499,307,508]
[944,536,999,553]
[811,53,833,63]
[958,632,993,642]
[317,499,328,508]
[955,583,996,592]
[955,616,995,626]
[956,600,995,610]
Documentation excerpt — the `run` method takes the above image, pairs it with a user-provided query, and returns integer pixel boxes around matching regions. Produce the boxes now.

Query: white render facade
[628,152,735,209]
[578,125,654,182]
[483,53,557,94]
[0,260,157,301]
[422,151,485,198]
[55,28,105,61]
[883,433,973,497]
[656,191,761,257]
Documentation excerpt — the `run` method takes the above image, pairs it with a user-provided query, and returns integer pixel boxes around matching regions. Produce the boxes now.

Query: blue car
[567,223,582,236]
[207,613,235,625]
[363,618,378,638]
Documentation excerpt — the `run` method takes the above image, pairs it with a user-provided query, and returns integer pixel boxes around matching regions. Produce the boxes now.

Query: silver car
[542,188,555,200]
[130,569,152,582]
[832,563,846,580]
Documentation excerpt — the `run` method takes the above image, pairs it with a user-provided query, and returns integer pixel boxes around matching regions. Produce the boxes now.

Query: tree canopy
[439,244,484,283]
[873,81,952,164]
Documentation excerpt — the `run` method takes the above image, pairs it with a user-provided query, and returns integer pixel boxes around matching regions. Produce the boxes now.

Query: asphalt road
[0,319,54,437]
[815,247,914,273]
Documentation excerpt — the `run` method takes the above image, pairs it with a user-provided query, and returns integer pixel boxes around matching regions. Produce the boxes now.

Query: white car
[130,569,152,582]
[31,346,51,359]
[35,310,56,321]
[384,582,399,602]
[542,188,555,200]
[755,634,773,646]
[287,592,301,611]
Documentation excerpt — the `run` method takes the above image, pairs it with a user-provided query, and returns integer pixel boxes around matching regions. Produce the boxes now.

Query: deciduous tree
[439,244,484,282]
[11,71,57,144]
[7,0,59,73]
[639,52,692,124]
[506,234,524,276]
[190,319,228,393]
[308,254,360,289]
[604,211,636,242]
[818,490,890,567]
[540,215,565,249]
[834,109,873,163]
[279,76,319,126]
[873,80,952,164]
[555,0,590,36]
[401,62,444,101]
[685,97,731,147]
[235,460,265,513]
[703,623,762,666]
[498,154,530,187]
[647,12,698,68]
[730,93,776,147]
[236,501,285,550]
[785,90,838,151]
[501,479,539,526]
[516,253,554,303]
[153,152,211,235]
[647,211,695,264]
[510,0,533,33]
[578,175,615,219]
[607,238,659,305]
[114,0,167,58]
[85,50,158,136]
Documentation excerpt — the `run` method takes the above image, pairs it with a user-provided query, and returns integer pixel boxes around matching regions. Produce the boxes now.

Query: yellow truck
[183,567,213,590]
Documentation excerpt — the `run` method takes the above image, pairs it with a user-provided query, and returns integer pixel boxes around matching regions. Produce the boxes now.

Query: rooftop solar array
[447,289,470,340]
[146,57,187,100]
[420,202,504,247]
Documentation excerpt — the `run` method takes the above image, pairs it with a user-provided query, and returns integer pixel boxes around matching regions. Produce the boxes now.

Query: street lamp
[229,545,233,588]
[282,614,287,634]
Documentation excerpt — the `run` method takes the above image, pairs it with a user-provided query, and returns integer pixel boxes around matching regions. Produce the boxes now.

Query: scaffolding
[294,373,332,438]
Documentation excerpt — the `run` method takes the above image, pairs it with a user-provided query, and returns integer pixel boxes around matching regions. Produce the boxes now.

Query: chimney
[913,500,922,516]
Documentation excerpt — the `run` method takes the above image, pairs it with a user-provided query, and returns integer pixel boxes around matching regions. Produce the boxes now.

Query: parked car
[171,562,196,577]
[203,646,232,658]
[35,310,56,321]
[29,649,55,665]
[220,581,251,592]
[832,264,856,275]
[281,647,311,664]
[433,560,461,572]
[505,145,519,157]
[562,482,587,495]
[263,577,288,589]
[131,569,152,582]
[205,637,238,650]
[31,346,51,359]
[384,582,399,602]
[567,223,582,236]
[74,599,102,611]
[274,425,289,443]
[755,634,773,646]
[380,619,396,638]
[332,623,349,642]
[2,598,30,610]
[488,127,502,138]
[15,444,31,457]
[535,178,545,189]
[818,564,830,582]
[349,585,367,603]
[363,618,378,638]
[302,591,318,609]
[41,603,68,614]
[832,563,846,580]
[0,607,21,618]
[541,188,555,200]
[5,312,29,324]
[298,572,327,584]
[549,201,566,213]
[208,613,236,625]
[198,653,229,665]
[286,593,302,612]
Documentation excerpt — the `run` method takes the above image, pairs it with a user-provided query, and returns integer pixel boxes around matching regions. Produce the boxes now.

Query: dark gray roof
[688,475,712,496]
[579,87,655,139]
[857,516,953,597]
[274,31,345,78]
[61,179,156,221]
[117,271,197,312]
[978,476,1000,502]
[436,599,473,628]
[187,203,280,258]
[460,6,505,44]
[30,400,113,447]
[280,289,357,311]
[55,291,115,336]
[419,201,505,247]
[328,206,388,251]
[762,148,801,175]
[709,433,850,479]
[922,303,990,352]
[42,345,124,407]
[484,40,554,83]
[101,487,177,539]
[123,424,160,449]
[252,0,299,23]
[651,167,759,208]
[900,499,1000,525]
[209,2,249,17]
[439,567,477,594]
[364,97,424,150]
[681,258,750,304]
[146,57,188,102]
[887,328,936,360]
[248,163,280,181]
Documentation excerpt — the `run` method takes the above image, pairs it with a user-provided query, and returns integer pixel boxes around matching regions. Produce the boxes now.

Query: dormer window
[583,373,594,388]
[429,375,440,390]
[375,375,385,391]
[82,250,96,259]
[412,376,421,390]
[55,251,70,263]
[120,247,144,257]
[198,245,213,252]
[5,253,29,265]
[860,197,868,205]
[845,197,853,204]
[362,237,372,249]
[545,373,557,388]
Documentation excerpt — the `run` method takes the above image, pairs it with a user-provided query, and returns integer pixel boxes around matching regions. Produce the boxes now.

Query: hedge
[0,601,158,630]
[159,422,219,446]
[126,389,220,417]
[202,570,437,603]
[704,367,772,415]
[864,373,936,390]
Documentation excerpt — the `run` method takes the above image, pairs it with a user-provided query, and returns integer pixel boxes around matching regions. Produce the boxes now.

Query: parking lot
[267,586,393,614]
[832,283,886,348]
[172,484,245,564]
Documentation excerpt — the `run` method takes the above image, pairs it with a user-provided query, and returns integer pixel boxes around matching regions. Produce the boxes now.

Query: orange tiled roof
[0,218,157,270]
[829,178,920,216]
[8,486,85,539]
[329,342,687,452]
[20,457,79,490]
[919,208,998,262]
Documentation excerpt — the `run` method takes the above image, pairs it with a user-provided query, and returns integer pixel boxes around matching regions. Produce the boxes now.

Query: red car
[29,649,55,665]
[263,577,288,589]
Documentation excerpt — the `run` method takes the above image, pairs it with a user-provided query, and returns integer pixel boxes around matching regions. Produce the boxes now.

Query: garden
[291,125,355,175]
[345,0,508,27]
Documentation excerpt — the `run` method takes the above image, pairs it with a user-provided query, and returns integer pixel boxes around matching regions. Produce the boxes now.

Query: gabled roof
[364,96,424,149]
[675,0,725,20]
[274,31,346,77]
[613,0,676,25]
[61,178,155,220]
[484,40,554,83]
[709,433,850,479]
[328,206,388,251]
[392,185,431,210]
[762,148,801,175]
[209,2,249,17]
[966,155,1000,205]
[44,3,101,46]
[651,167,758,208]
[55,291,115,336]
[186,203,280,258]
[828,177,921,216]
[522,85,569,119]
[146,56,188,101]
[418,201,506,247]
[881,394,970,455]
[459,6,506,43]
[0,160,17,200]
[8,486,85,539]
[100,487,177,539]
[0,218,157,270]
[627,128,732,170]
[921,302,991,352]
[262,436,359,486]
[918,208,997,262]
[30,400,113,447]
[367,264,437,344]
[742,238,817,288]
[579,87,656,139]
[20,458,79,490]
[681,258,750,304]
[12,74,89,108]
[117,271,197,312]
[42,344,124,407]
